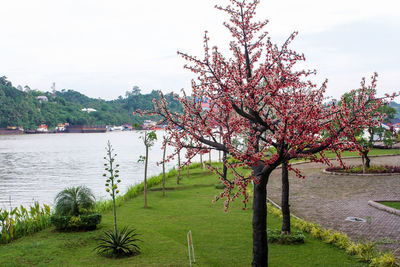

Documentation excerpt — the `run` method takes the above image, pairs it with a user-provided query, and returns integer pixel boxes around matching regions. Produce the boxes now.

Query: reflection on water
[0,131,219,209]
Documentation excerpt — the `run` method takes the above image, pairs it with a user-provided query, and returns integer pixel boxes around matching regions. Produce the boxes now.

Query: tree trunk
[200,153,203,169]
[361,154,366,174]
[187,163,190,178]
[364,151,371,168]
[162,143,166,197]
[252,164,270,267]
[177,151,181,184]
[144,145,148,208]
[281,161,291,235]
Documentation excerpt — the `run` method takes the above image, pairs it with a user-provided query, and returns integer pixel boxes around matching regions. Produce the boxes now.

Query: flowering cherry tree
[142,0,394,265]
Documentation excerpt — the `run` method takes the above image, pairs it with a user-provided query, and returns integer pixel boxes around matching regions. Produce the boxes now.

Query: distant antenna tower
[51,82,56,96]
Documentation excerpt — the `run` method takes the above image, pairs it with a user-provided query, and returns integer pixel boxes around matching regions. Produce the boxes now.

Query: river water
[0,131,218,210]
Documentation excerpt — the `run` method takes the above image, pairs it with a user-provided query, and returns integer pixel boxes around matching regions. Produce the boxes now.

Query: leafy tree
[162,136,168,197]
[138,131,157,208]
[342,91,397,171]
[145,1,394,265]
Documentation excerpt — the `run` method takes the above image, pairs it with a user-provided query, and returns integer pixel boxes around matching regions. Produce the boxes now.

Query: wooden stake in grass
[138,130,157,208]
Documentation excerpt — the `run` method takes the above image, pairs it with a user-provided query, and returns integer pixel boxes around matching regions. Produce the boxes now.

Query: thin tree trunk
[219,126,222,162]
[364,151,371,168]
[252,164,269,267]
[209,150,211,163]
[144,145,148,208]
[162,142,166,197]
[177,151,181,184]
[187,163,190,178]
[361,154,366,174]
[281,161,291,235]
[200,153,203,169]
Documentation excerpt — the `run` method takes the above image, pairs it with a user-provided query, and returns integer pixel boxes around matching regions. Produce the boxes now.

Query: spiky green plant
[54,185,96,216]
[96,141,141,258]
[103,140,121,233]
[94,226,141,257]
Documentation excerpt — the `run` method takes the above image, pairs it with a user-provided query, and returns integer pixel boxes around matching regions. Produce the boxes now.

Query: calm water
[0,131,218,210]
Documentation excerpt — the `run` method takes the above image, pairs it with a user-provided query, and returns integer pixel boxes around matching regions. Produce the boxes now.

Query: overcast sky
[0,0,399,100]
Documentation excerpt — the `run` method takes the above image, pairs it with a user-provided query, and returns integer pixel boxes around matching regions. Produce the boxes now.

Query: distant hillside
[0,76,182,130]
[390,101,400,119]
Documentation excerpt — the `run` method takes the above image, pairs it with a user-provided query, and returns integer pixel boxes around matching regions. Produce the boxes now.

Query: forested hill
[389,101,400,119]
[0,76,182,130]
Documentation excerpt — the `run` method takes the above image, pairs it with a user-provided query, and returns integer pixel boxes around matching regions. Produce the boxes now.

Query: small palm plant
[54,186,96,216]
[51,186,101,231]
[95,141,141,257]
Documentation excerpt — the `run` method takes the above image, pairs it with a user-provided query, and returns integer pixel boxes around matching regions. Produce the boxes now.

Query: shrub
[267,229,305,244]
[326,165,400,174]
[356,241,377,262]
[370,252,399,267]
[0,202,51,244]
[50,213,102,231]
[54,186,96,216]
[323,231,350,249]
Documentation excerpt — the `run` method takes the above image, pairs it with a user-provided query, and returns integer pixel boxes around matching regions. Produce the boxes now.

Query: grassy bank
[0,166,365,266]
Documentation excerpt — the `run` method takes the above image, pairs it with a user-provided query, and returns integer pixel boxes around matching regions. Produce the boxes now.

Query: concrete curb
[283,154,400,168]
[368,200,400,216]
[322,169,400,176]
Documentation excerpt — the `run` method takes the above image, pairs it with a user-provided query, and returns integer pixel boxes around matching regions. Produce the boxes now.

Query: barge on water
[65,125,107,133]
[0,126,24,135]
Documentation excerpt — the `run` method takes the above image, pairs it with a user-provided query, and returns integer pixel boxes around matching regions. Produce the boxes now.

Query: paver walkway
[266,155,400,257]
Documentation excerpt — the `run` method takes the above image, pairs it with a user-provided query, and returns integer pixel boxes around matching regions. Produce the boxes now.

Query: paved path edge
[368,200,400,216]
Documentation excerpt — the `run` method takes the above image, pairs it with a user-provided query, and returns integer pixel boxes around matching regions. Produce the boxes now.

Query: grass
[0,167,366,266]
[378,201,400,210]
[324,148,400,158]
[326,165,400,174]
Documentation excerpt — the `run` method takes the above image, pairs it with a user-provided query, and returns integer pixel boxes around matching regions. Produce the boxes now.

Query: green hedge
[50,213,102,231]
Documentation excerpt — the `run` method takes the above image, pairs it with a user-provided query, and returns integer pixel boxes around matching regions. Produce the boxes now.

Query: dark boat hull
[65,125,107,133]
[0,129,24,135]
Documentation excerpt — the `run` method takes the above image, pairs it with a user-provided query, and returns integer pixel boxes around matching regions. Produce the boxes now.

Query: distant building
[195,97,210,111]
[81,108,97,113]
[37,96,48,102]
[142,120,157,130]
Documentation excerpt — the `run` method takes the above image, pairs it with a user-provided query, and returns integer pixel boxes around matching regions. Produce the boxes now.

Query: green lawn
[378,201,400,210]
[324,148,400,158]
[0,167,365,266]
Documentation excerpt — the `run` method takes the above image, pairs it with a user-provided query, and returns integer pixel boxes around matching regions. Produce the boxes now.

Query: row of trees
[0,77,182,129]
[144,0,398,266]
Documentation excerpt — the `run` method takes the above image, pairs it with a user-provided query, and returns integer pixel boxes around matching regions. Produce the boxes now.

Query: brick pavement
[266,155,400,257]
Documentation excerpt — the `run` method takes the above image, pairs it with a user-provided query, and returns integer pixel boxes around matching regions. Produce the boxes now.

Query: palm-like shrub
[54,186,96,216]
[95,227,141,257]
